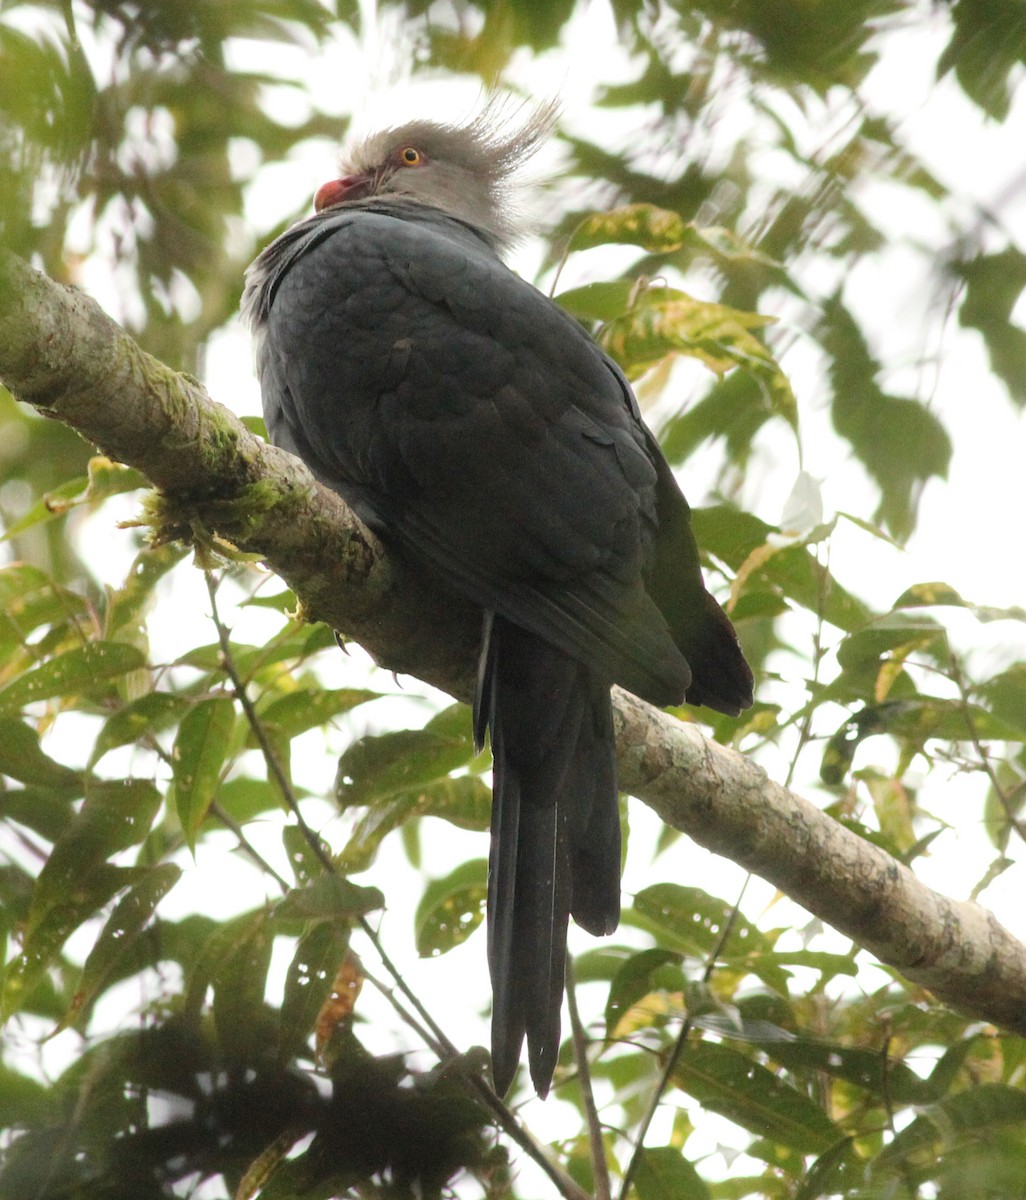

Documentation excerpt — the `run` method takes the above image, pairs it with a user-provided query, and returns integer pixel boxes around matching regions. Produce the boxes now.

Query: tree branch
[3,248,1024,1038]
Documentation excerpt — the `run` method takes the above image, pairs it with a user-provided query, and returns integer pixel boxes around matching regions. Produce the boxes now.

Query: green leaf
[556,279,637,323]
[605,948,683,1034]
[568,203,776,267]
[796,1138,860,1200]
[631,884,774,959]
[893,580,970,610]
[0,717,83,791]
[337,792,423,872]
[212,908,274,1062]
[820,295,951,540]
[254,686,380,743]
[835,612,949,673]
[0,787,75,842]
[821,698,1026,787]
[172,695,236,850]
[754,1034,938,1105]
[0,475,89,542]
[28,779,162,930]
[3,865,145,1019]
[938,1,1026,119]
[240,414,268,438]
[176,622,338,677]
[241,584,296,610]
[0,1062,50,1127]
[0,565,89,648]
[283,822,332,885]
[89,691,192,767]
[673,1040,839,1154]
[414,859,488,957]
[0,457,146,543]
[334,704,476,808]
[688,507,871,633]
[956,248,1026,405]
[64,862,182,1032]
[424,702,475,739]
[741,950,856,986]
[218,775,291,822]
[337,773,489,872]
[0,641,146,712]
[893,580,1026,624]
[0,563,53,606]
[413,773,492,831]
[275,875,384,924]
[657,368,787,472]
[634,1146,711,1200]
[979,664,1026,738]
[279,920,351,1062]
[103,542,187,641]
[558,277,796,434]
[878,1083,1026,1168]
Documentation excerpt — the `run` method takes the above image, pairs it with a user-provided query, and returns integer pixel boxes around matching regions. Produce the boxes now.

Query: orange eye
[400,147,422,166]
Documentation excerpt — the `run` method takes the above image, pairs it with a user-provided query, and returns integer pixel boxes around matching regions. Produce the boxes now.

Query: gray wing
[245,203,692,704]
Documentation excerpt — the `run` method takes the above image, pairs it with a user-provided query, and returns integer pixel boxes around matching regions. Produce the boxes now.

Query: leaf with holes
[0,642,145,712]
[279,921,352,1062]
[415,859,488,957]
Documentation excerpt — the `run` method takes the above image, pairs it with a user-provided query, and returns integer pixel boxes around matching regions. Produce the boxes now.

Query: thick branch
[0,248,481,698]
[613,691,1026,1036]
[2,249,1024,1037]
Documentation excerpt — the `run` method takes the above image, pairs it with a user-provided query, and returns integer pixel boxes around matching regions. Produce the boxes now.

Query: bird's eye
[400,147,422,166]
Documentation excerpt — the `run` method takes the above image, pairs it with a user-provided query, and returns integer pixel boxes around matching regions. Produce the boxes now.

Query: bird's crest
[342,97,560,251]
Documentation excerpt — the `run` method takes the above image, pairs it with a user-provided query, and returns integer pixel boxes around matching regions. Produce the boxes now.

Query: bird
[242,102,754,1098]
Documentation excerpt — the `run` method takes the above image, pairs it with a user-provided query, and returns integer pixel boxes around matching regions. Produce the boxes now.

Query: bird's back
[245,200,732,708]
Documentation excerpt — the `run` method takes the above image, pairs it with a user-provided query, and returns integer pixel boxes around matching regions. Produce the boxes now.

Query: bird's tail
[475,613,620,1097]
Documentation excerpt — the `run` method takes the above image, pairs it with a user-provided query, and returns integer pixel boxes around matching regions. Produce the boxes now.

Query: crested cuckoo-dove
[242,104,754,1098]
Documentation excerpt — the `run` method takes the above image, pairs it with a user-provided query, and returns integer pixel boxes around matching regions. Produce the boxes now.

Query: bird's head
[314,99,558,253]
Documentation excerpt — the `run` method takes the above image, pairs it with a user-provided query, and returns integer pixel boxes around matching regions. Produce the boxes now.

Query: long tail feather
[481,614,620,1096]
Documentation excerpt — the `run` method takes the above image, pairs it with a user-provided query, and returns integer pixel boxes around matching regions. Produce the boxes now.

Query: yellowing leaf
[570,203,693,253]
[315,949,364,1063]
[611,989,683,1040]
[559,277,797,431]
[414,859,487,958]
[569,203,780,264]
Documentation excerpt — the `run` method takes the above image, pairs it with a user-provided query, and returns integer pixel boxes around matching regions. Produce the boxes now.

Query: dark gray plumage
[243,105,753,1097]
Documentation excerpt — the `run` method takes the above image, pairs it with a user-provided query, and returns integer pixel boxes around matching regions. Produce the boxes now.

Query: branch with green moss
[2,247,1025,1041]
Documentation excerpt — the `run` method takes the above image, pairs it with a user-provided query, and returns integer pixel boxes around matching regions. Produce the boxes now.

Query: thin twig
[618,1026,692,1200]
[202,565,590,1200]
[566,956,611,1200]
[209,801,291,892]
[949,651,1026,846]
[618,875,751,1200]
[203,566,335,871]
[359,962,448,1058]
[878,1025,918,1200]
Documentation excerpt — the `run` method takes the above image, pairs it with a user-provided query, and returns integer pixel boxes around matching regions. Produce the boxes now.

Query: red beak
[314,172,376,211]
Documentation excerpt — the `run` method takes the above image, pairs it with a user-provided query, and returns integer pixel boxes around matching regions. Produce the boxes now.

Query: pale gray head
[314,99,559,253]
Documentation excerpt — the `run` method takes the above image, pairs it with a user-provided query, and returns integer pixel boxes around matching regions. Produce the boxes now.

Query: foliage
[2,1,1026,1198]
